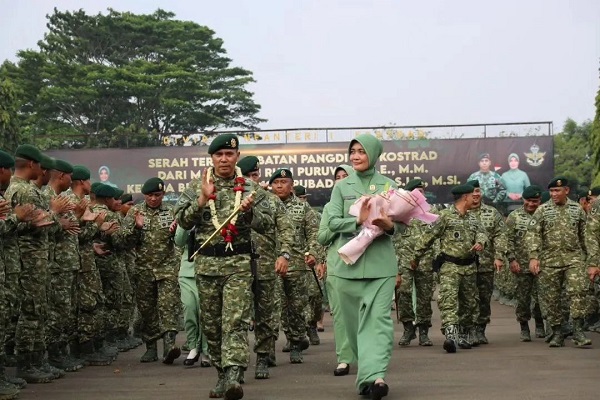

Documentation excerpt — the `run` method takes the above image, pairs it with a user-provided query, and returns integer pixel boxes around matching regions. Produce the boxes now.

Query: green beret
[91,182,103,192]
[522,185,542,200]
[577,188,589,201]
[451,184,475,196]
[72,165,91,181]
[141,177,165,195]
[40,155,55,170]
[208,134,239,155]
[547,176,568,189]
[479,152,490,161]
[0,150,15,168]
[14,144,43,163]
[466,179,480,188]
[294,185,310,197]
[590,187,600,197]
[113,188,124,200]
[405,179,424,191]
[54,159,73,174]
[92,183,116,198]
[541,191,551,203]
[237,156,260,175]
[269,168,293,185]
[121,193,133,203]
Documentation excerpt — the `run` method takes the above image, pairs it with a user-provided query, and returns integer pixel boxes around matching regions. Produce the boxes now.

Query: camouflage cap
[141,177,165,194]
[208,134,239,155]
[269,168,293,184]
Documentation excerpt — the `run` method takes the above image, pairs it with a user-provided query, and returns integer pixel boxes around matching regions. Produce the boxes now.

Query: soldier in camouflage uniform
[467,153,507,206]
[526,176,591,348]
[411,184,487,353]
[237,156,295,379]
[175,134,273,400]
[466,180,507,345]
[505,185,545,341]
[394,179,435,347]
[120,178,181,365]
[270,168,320,363]
[3,145,57,383]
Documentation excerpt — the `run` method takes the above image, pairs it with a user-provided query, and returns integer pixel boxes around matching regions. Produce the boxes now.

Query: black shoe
[183,349,199,366]
[371,382,389,400]
[333,363,349,376]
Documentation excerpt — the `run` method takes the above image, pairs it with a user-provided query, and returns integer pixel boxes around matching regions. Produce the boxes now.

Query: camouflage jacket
[175,175,273,276]
[280,195,320,271]
[3,176,49,254]
[412,205,487,263]
[121,201,178,280]
[251,190,295,279]
[469,203,508,270]
[505,206,536,271]
[0,193,20,282]
[526,199,586,267]
[467,171,507,203]
[55,189,82,271]
[584,199,600,268]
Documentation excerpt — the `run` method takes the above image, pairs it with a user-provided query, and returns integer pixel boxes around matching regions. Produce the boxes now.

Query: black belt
[197,241,253,257]
[442,253,477,266]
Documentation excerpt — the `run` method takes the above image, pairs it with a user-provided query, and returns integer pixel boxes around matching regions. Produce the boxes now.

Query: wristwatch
[280,252,291,261]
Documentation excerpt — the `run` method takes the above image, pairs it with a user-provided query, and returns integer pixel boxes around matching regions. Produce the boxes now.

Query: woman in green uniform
[326,134,398,399]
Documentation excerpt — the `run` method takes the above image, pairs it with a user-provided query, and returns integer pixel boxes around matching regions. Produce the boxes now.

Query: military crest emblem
[231,138,237,148]
[158,183,163,190]
[281,170,287,177]
[524,143,545,167]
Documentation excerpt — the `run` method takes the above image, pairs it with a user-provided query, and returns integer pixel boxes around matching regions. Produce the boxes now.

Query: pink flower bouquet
[337,188,438,265]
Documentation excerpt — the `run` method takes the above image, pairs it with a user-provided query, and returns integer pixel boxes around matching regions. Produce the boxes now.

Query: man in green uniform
[411,184,487,353]
[120,178,181,364]
[394,179,435,347]
[237,156,295,379]
[526,177,591,348]
[466,180,507,345]
[270,168,320,363]
[467,153,506,206]
[175,134,272,400]
[505,185,545,341]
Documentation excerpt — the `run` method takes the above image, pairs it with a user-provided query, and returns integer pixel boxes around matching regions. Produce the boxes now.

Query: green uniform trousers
[253,278,277,355]
[326,276,355,364]
[179,276,208,353]
[335,276,394,392]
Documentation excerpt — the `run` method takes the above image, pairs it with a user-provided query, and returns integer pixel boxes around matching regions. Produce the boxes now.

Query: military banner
[48,136,553,206]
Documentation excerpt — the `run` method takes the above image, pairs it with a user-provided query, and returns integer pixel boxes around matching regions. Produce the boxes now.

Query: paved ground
[12,301,600,400]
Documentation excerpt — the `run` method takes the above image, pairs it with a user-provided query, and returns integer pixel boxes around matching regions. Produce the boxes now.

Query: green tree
[0,78,22,152]
[4,8,264,148]
[553,118,594,188]
[591,81,600,186]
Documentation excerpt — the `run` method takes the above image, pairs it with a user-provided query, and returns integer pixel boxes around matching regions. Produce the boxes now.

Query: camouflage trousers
[253,278,278,355]
[46,269,78,344]
[3,272,19,352]
[197,271,253,369]
[538,264,587,326]
[438,262,479,330]
[475,271,495,326]
[16,252,48,353]
[513,272,543,322]
[0,282,6,358]
[77,268,106,343]
[278,272,309,342]
[97,259,124,334]
[133,270,180,343]
[305,271,323,327]
[396,266,434,326]
[117,268,134,334]
[584,280,600,318]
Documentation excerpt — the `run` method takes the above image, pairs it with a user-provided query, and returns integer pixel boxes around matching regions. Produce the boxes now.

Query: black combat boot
[572,319,592,348]
[520,321,531,342]
[534,318,546,338]
[0,355,26,389]
[78,340,112,366]
[140,341,158,363]
[476,324,489,344]
[442,325,458,353]
[307,326,320,345]
[418,324,433,346]
[398,321,416,346]
[15,353,54,384]
[255,354,270,379]
[289,341,303,364]
[209,367,226,398]
[457,326,472,349]
[162,331,181,364]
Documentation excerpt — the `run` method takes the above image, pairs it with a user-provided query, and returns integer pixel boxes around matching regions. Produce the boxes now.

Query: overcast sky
[1,0,599,132]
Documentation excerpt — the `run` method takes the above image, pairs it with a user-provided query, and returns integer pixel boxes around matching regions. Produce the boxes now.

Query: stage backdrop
[48,136,553,206]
